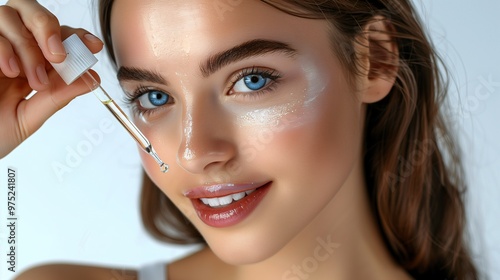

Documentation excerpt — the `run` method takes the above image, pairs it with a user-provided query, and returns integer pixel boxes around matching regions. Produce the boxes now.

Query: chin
[204,229,287,265]
[211,245,278,266]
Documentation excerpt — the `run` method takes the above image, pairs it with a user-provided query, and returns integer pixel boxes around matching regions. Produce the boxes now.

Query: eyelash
[123,67,282,116]
[123,85,162,117]
[227,66,282,99]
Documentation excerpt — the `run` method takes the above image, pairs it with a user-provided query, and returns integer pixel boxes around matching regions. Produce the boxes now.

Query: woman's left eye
[137,90,171,109]
[233,74,272,92]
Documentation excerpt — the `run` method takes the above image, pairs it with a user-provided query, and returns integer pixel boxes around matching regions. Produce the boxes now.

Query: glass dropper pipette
[81,72,168,173]
[50,34,169,173]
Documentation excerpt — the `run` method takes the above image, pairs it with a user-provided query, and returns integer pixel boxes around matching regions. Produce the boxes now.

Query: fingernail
[84,33,102,43]
[36,65,50,85]
[48,34,66,56]
[9,57,20,74]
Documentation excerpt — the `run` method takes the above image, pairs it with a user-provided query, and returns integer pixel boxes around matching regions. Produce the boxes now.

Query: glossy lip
[188,181,272,228]
[183,181,268,199]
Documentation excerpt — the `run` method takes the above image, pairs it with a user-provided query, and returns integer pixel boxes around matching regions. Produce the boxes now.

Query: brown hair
[98,0,479,279]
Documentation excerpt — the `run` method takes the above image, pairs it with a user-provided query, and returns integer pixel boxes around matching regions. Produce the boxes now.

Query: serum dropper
[50,34,169,173]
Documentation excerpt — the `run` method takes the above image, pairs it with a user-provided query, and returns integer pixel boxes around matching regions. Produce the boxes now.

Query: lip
[183,182,267,199]
[187,181,272,228]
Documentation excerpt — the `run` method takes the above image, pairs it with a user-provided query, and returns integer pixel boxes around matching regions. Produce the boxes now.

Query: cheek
[135,118,182,196]
[258,58,363,183]
[228,81,363,247]
[139,149,157,177]
[138,143,199,218]
[247,80,363,187]
[138,147,168,195]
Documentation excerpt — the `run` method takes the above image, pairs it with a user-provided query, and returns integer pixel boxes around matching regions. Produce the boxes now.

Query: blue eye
[233,74,271,92]
[137,90,171,109]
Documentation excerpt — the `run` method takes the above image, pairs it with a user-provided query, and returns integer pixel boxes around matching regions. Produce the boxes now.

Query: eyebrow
[117,66,166,84]
[116,39,298,83]
[200,39,297,77]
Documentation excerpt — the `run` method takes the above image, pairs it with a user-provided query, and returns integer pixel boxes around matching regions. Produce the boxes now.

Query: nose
[176,102,236,174]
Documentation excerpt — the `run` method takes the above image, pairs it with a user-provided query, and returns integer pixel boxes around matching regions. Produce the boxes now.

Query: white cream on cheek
[234,58,329,131]
[236,93,303,128]
[301,57,330,106]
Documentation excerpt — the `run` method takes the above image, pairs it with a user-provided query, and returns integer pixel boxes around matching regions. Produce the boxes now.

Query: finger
[7,0,67,63]
[16,69,100,141]
[61,26,104,54]
[0,5,49,90]
[0,36,21,78]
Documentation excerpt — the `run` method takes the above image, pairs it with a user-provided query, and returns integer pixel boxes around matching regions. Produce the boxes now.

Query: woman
[1,0,479,279]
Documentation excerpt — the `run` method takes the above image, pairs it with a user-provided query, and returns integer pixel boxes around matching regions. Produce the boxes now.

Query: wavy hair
[98,0,479,279]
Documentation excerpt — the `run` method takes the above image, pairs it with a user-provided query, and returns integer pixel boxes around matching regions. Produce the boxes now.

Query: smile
[200,189,255,208]
[184,182,272,228]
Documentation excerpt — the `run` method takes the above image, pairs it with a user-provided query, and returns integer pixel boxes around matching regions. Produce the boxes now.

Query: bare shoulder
[169,246,234,280]
[15,263,138,280]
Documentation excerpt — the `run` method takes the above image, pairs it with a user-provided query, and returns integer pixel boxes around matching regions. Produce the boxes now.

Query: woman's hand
[0,0,103,158]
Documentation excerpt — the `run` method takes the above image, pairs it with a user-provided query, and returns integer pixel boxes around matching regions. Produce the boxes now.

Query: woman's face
[111,0,365,264]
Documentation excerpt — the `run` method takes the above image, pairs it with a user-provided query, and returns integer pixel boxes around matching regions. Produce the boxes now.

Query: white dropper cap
[50,34,98,85]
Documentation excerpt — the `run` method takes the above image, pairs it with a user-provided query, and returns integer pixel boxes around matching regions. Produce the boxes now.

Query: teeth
[218,195,233,206]
[208,197,223,207]
[200,198,210,205]
[231,192,245,201]
[199,189,255,207]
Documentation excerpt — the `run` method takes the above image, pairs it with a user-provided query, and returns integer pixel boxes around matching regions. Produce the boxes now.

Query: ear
[356,16,399,103]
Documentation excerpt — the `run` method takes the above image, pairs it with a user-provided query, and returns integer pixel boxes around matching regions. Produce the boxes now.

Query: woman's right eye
[137,90,173,109]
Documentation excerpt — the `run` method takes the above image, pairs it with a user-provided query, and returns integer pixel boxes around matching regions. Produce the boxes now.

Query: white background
[0,0,498,279]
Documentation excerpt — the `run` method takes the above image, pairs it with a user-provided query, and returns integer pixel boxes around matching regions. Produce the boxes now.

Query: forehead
[109,0,330,67]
